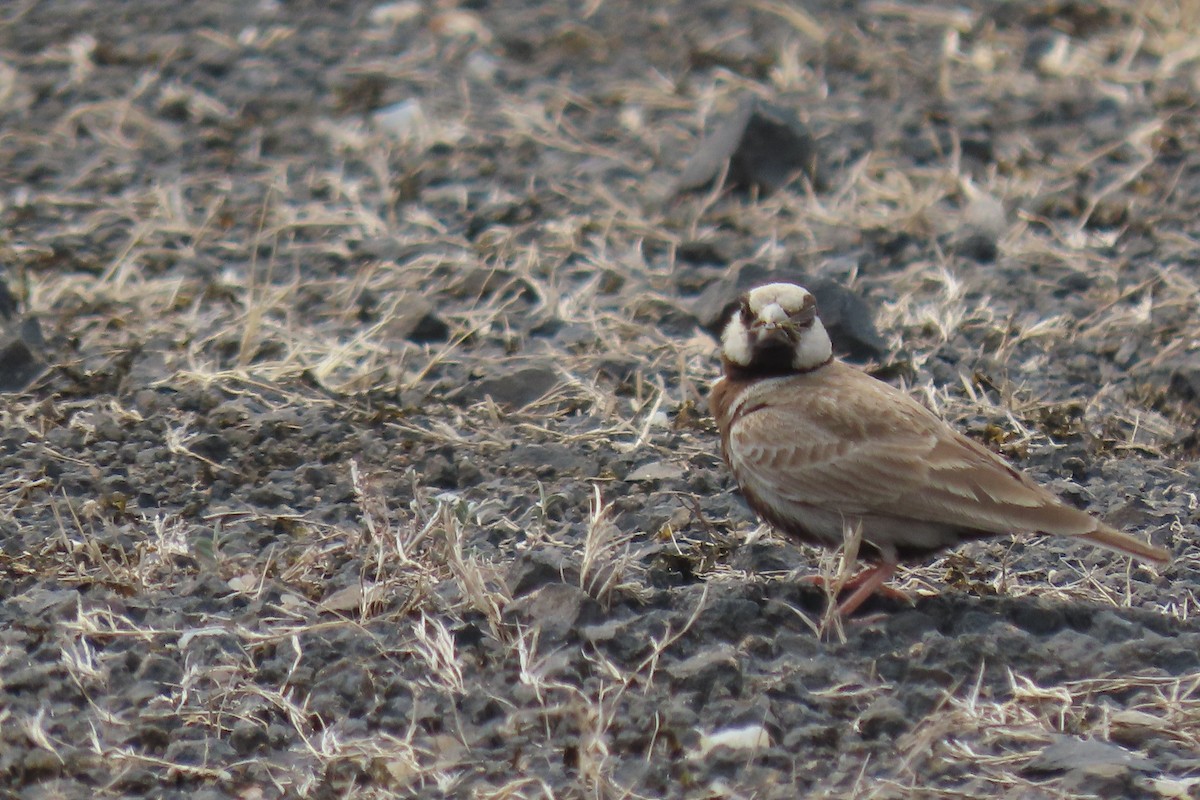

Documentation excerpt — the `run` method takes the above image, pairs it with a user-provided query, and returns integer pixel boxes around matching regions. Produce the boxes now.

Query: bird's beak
[753,305,795,345]
[752,302,814,345]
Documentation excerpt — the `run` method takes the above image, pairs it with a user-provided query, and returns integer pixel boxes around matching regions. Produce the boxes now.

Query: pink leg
[834,562,899,617]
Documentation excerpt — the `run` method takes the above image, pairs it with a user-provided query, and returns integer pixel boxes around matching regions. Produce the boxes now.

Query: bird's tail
[1076,523,1171,566]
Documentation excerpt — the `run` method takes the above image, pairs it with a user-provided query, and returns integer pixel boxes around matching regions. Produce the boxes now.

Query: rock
[808,280,889,361]
[625,461,685,482]
[950,184,1007,262]
[372,99,426,140]
[0,277,18,319]
[458,364,559,408]
[674,97,821,195]
[448,267,536,302]
[502,582,602,642]
[1025,735,1156,775]
[855,697,908,740]
[665,644,742,698]
[0,275,46,393]
[386,296,450,343]
[0,334,45,393]
[693,723,772,759]
[1168,359,1200,407]
[507,548,574,596]
[731,540,794,575]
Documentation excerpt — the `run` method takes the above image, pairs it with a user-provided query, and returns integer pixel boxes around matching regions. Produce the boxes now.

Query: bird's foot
[801,563,910,617]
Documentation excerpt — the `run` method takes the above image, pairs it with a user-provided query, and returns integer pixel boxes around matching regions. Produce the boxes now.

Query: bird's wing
[727,365,1095,537]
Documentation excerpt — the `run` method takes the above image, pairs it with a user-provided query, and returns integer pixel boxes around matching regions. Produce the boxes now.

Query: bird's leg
[834,562,899,617]
[798,563,910,615]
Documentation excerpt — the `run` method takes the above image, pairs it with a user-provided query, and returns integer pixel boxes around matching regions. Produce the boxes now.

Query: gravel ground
[2,1,1200,798]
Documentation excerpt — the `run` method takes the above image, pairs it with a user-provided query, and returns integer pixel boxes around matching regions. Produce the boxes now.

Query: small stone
[463,365,559,408]
[368,1,421,27]
[960,184,1007,240]
[0,336,45,392]
[665,644,742,698]
[372,99,426,141]
[855,696,908,740]
[675,97,821,195]
[386,297,450,343]
[693,724,772,759]
[502,582,602,642]
[1168,360,1200,406]
[507,548,573,596]
[625,461,685,482]
[0,288,46,391]
[1025,735,1156,775]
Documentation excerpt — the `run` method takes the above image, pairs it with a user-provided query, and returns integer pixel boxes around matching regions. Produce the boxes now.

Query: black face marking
[789,300,817,328]
[745,340,797,374]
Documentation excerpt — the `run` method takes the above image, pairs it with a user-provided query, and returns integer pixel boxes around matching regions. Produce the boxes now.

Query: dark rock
[855,696,909,740]
[13,586,78,618]
[675,97,821,194]
[502,582,603,642]
[730,540,794,574]
[461,364,559,408]
[700,596,762,641]
[163,736,238,767]
[508,442,593,477]
[507,548,573,596]
[1008,600,1064,636]
[135,654,183,687]
[665,644,742,700]
[808,281,890,362]
[0,276,17,319]
[189,433,231,462]
[379,296,451,343]
[246,481,293,507]
[424,452,457,487]
[0,318,46,392]
[952,231,999,262]
[1168,359,1200,407]
[676,239,733,267]
[949,189,1006,263]
[386,296,450,343]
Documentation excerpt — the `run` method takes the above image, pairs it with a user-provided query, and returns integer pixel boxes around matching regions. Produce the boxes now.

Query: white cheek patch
[792,321,832,370]
[721,319,754,365]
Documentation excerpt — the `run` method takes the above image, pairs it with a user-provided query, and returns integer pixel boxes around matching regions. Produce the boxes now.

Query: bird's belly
[745,490,971,563]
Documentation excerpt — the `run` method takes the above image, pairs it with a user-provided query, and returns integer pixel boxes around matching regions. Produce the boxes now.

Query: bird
[709,282,1171,616]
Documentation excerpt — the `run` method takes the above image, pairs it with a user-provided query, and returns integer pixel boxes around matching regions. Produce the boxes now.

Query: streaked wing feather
[728,402,934,516]
[728,370,1095,537]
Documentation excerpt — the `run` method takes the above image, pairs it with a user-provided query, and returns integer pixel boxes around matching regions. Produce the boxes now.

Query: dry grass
[3,0,1200,798]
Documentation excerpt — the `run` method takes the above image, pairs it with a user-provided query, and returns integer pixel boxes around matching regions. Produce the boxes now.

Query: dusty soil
[2,1,1200,798]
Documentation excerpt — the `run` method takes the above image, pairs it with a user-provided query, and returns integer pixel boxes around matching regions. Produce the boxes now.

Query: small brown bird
[710,282,1170,616]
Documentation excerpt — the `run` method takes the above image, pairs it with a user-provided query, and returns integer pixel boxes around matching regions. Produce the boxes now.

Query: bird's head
[720,282,833,375]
